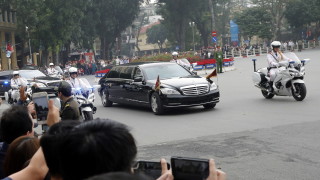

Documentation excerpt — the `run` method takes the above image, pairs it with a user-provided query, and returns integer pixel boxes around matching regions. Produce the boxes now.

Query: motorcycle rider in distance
[267,41,291,92]
[66,67,91,93]
[47,63,58,76]
[10,71,28,103]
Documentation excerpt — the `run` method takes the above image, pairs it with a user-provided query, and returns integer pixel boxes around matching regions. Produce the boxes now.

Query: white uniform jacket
[47,67,58,76]
[10,78,28,89]
[267,51,290,68]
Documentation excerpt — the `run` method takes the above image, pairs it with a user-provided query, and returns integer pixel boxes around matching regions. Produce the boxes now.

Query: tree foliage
[146,24,168,51]
[251,0,290,39]
[285,0,320,29]
[157,0,199,51]
[235,7,273,40]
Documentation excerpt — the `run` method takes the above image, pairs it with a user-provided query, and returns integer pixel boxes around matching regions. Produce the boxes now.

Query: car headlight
[210,83,218,91]
[160,88,180,95]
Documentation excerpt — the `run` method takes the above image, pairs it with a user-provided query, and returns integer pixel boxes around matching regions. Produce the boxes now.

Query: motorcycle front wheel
[292,83,306,101]
[83,111,93,121]
[261,90,274,99]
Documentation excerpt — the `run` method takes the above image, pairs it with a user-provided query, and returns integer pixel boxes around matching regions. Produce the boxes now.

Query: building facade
[0,8,17,70]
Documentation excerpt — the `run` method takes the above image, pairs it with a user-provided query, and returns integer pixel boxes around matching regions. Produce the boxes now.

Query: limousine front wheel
[102,91,113,107]
[151,92,164,115]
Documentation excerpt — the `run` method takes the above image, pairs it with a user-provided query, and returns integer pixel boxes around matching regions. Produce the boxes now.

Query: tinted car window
[0,75,10,80]
[143,64,191,80]
[119,67,134,79]
[107,67,121,78]
[133,68,143,79]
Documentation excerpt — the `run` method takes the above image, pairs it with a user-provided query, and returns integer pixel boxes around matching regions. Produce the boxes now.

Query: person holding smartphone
[57,81,80,121]
[159,158,226,180]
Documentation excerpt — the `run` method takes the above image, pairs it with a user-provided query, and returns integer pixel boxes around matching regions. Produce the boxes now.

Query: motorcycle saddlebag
[252,72,262,84]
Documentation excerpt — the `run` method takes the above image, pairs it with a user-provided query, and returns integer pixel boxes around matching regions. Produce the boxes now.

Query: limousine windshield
[143,63,192,80]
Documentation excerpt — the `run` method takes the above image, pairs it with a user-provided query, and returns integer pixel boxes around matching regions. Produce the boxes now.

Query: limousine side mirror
[134,76,143,82]
[99,78,106,84]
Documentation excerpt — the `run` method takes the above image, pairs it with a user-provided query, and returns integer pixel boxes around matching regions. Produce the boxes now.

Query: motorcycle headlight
[210,83,218,91]
[161,88,180,95]
[77,99,85,104]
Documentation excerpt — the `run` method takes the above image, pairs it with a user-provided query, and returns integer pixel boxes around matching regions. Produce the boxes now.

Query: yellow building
[136,21,169,55]
[0,8,17,70]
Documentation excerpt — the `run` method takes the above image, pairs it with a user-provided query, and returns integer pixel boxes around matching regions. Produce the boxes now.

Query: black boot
[268,81,274,92]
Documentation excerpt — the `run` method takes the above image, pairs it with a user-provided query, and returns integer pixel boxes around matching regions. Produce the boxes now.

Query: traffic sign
[211,31,217,37]
[212,37,217,42]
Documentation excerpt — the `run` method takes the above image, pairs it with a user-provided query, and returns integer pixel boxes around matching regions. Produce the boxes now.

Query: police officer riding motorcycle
[252,41,310,101]
[6,71,29,104]
[66,67,96,120]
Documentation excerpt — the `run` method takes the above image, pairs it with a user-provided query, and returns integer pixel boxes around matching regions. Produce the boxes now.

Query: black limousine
[98,62,220,115]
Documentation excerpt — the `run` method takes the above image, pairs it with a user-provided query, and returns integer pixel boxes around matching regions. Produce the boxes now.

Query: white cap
[172,52,178,56]
[69,67,78,73]
[13,71,19,75]
[271,41,281,48]
[49,63,54,66]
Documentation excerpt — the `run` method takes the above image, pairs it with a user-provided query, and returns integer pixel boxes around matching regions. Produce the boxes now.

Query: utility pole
[25,26,32,64]
[189,22,196,52]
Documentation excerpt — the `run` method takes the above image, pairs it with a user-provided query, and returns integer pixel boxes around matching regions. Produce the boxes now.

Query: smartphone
[133,161,170,179]
[171,156,209,180]
[32,92,49,124]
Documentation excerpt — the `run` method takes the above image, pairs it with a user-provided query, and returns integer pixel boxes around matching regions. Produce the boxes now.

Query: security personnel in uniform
[58,81,80,120]
[214,46,224,73]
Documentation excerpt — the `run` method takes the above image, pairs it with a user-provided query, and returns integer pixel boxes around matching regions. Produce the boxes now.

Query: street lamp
[157,40,161,53]
[25,26,32,63]
[189,22,195,52]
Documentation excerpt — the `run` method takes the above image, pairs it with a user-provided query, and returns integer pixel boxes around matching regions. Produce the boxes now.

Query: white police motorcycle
[71,78,97,121]
[252,52,310,101]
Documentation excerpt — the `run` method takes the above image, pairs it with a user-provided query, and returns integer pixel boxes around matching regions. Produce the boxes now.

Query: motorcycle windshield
[79,78,93,89]
[282,52,301,65]
[55,66,63,74]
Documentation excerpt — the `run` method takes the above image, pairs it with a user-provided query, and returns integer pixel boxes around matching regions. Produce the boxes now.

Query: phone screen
[133,161,170,179]
[33,95,49,123]
[171,157,209,180]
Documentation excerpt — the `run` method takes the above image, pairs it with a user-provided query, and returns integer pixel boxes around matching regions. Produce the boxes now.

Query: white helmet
[172,52,178,56]
[12,71,19,75]
[69,67,78,74]
[271,41,281,49]
[49,63,54,66]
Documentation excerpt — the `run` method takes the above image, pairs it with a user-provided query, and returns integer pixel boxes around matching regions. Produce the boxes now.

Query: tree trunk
[100,36,106,59]
[208,0,215,30]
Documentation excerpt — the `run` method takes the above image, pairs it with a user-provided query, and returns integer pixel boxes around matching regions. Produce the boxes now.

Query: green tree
[93,0,142,59]
[235,7,273,41]
[157,0,199,51]
[285,0,320,38]
[252,0,290,39]
[146,24,168,52]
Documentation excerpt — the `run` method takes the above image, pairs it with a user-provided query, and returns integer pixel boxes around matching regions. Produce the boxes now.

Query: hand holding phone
[171,156,209,180]
[32,92,49,124]
[206,159,226,180]
[133,160,170,179]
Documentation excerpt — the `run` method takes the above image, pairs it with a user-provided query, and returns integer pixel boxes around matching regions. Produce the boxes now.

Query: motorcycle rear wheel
[292,83,306,101]
[261,90,274,99]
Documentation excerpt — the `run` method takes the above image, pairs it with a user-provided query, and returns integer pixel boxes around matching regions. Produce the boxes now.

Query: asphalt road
[0,49,319,179]
[91,48,320,180]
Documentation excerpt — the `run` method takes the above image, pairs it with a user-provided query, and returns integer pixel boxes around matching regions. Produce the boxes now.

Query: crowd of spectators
[0,99,226,180]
